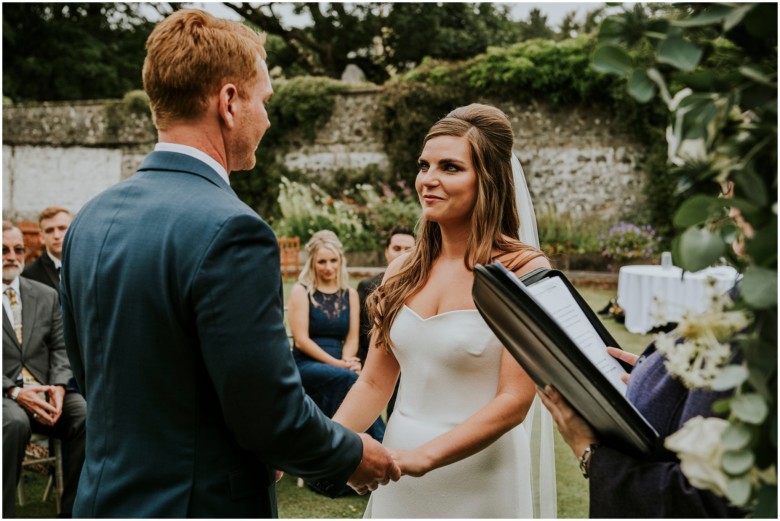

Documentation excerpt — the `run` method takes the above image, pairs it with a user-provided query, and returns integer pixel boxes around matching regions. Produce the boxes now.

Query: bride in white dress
[333,104,556,518]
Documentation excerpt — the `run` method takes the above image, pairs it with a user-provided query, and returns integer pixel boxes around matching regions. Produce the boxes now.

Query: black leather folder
[472,262,659,456]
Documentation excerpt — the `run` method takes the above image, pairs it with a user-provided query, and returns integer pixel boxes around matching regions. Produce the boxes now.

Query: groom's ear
[218,83,238,129]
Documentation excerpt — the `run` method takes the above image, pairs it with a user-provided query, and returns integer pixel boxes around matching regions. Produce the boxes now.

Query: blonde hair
[38,206,71,226]
[143,8,267,130]
[369,103,542,350]
[298,230,350,304]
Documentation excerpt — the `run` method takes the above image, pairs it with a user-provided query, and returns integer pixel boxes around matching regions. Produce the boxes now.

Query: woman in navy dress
[288,230,385,443]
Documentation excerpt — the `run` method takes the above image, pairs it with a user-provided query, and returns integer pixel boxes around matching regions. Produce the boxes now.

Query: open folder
[472,262,659,456]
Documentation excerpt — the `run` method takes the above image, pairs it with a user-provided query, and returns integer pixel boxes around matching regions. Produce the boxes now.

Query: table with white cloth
[617,265,741,334]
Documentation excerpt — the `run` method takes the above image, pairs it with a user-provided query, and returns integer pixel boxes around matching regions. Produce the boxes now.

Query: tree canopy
[2,3,153,102]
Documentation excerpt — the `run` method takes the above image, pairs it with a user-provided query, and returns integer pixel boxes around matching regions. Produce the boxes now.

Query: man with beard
[2,221,85,518]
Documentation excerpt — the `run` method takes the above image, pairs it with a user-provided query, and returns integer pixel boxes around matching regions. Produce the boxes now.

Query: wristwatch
[8,387,21,401]
[578,444,601,479]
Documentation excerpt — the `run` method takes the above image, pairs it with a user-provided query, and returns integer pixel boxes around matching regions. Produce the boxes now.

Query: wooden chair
[17,434,64,514]
[278,237,301,280]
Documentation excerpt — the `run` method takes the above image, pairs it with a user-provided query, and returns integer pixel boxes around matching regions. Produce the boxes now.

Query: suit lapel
[2,307,21,352]
[42,254,60,289]
[19,278,38,349]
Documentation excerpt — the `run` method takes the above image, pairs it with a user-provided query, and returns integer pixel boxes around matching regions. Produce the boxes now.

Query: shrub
[600,222,661,261]
[536,203,607,256]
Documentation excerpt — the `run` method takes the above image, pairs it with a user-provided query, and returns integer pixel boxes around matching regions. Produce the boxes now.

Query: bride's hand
[389,449,432,478]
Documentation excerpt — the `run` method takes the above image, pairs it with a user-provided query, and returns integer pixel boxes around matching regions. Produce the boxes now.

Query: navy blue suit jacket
[60,151,362,517]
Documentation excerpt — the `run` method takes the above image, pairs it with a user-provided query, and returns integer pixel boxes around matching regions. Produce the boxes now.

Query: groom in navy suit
[60,9,399,518]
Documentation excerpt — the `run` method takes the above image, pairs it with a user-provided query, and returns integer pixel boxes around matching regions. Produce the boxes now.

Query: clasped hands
[347,435,433,494]
[341,356,361,374]
[14,385,65,427]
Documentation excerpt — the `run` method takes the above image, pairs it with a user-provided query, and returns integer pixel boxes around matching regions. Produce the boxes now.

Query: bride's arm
[392,254,550,477]
[332,256,407,432]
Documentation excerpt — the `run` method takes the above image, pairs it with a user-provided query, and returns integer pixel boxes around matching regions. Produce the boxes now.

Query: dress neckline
[402,304,479,322]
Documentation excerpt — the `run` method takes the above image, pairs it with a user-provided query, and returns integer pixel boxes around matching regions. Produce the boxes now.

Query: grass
[18,285,653,518]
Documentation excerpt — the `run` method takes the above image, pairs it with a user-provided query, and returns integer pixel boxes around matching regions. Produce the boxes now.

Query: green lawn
[18,284,654,518]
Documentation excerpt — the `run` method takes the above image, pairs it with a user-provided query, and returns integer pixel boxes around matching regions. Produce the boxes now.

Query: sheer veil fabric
[512,153,558,518]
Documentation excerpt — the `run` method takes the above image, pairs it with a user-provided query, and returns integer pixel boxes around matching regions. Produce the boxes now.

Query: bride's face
[416,135,478,227]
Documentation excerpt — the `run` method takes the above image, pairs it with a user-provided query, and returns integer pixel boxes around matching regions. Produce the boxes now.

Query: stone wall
[2,92,646,221]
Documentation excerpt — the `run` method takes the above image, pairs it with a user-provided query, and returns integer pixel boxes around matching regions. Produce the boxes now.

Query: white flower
[665,416,730,497]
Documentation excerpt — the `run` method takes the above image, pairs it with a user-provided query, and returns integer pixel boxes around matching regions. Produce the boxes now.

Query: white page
[524,275,628,395]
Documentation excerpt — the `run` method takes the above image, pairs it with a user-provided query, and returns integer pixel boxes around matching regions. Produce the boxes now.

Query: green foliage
[122,89,150,115]
[536,203,607,256]
[270,77,349,140]
[2,3,152,102]
[273,177,419,253]
[594,3,777,513]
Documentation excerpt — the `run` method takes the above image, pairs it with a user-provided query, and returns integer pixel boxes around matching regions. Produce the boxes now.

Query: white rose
[665,416,730,497]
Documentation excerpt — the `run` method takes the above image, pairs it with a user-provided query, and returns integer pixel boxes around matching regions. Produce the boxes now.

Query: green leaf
[723,448,755,474]
[735,168,768,206]
[658,36,704,72]
[739,65,776,87]
[721,423,752,450]
[591,45,633,77]
[674,4,732,27]
[673,195,723,228]
[731,393,769,424]
[724,4,754,32]
[598,16,628,45]
[711,365,749,391]
[676,226,727,272]
[741,266,778,309]
[753,485,778,518]
[712,397,732,415]
[627,69,656,102]
[745,219,778,267]
[726,477,753,506]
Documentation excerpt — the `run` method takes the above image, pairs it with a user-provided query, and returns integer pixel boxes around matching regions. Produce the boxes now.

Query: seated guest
[22,207,73,293]
[356,226,415,365]
[288,231,385,443]
[2,221,86,518]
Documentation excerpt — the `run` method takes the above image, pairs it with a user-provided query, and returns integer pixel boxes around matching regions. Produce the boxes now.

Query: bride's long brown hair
[368,104,542,351]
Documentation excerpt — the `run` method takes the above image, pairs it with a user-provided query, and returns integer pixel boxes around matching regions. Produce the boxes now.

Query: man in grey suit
[60,9,399,518]
[2,222,86,517]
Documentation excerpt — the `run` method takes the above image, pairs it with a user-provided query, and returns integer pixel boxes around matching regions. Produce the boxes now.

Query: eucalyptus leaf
[745,220,778,267]
[726,477,752,506]
[673,4,731,27]
[673,195,723,227]
[676,226,726,272]
[731,393,769,425]
[628,69,656,102]
[739,65,776,87]
[741,266,778,309]
[723,448,755,474]
[734,168,768,206]
[658,36,703,72]
[724,4,754,32]
[591,45,633,77]
[753,485,778,519]
[598,17,628,45]
[721,423,752,450]
[711,365,749,391]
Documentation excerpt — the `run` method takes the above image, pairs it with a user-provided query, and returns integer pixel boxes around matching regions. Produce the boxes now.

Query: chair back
[278,236,301,280]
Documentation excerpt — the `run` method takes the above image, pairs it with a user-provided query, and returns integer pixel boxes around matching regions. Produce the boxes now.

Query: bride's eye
[444,162,460,172]
[418,161,429,172]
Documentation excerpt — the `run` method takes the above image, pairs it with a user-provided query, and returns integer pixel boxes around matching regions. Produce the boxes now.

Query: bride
[333,104,557,517]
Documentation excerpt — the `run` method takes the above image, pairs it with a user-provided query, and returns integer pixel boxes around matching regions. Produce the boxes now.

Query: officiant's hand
[607,347,639,384]
[537,385,599,459]
[347,433,401,494]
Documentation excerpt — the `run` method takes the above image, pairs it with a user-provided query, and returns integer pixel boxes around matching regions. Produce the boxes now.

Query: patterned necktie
[4,287,22,344]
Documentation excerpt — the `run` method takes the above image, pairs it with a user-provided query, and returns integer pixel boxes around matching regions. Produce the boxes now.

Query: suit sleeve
[191,213,362,485]
[44,288,72,386]
[587,389,741,517]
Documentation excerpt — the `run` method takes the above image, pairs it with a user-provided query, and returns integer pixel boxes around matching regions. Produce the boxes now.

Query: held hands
[15,385,63,426]
[347,433,401,495]
[388,448,433,478]
[342,357,362,374]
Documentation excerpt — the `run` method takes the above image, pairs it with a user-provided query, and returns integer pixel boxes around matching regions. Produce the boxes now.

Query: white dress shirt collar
[46,250,62,270]
[154,143,230,186]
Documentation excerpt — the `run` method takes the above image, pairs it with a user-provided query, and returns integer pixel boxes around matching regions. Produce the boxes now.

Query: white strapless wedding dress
[365,306,534,518]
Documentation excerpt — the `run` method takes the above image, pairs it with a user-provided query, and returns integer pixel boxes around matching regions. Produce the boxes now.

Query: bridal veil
[512,153,558,518]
